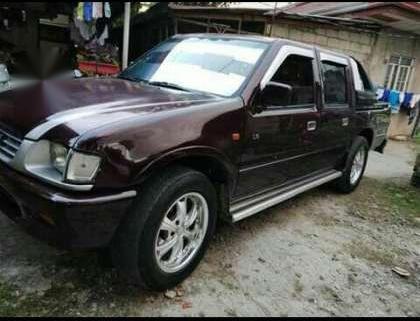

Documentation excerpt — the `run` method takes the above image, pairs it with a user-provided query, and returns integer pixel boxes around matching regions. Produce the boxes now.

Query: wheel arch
[134,146,236,194]
[132,146,236,222]
[358,128,374,148]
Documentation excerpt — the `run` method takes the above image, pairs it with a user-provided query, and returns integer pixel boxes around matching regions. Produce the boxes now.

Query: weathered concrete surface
[0,141,419,317]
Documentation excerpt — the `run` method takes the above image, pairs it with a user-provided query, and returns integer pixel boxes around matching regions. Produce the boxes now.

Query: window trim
[257,45,317,113]
[260,45,315,90]
[319,58,350,109]
[320,53,348,66]
[349,58,364,92]
[253,106,317,118]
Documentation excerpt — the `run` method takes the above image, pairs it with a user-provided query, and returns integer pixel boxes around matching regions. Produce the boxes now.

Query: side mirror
[260,81,293,108]
[0,64,10,84]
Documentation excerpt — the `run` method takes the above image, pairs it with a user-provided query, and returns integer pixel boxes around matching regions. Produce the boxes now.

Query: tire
[333,136,369,194]
[110,166,217,291]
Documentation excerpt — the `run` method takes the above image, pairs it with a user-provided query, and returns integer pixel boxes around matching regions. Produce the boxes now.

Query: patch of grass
[0,281,19,317]
[414,132,420,145]
[343,178,420,225]
[413,132,420,153]
[382,182,420,224]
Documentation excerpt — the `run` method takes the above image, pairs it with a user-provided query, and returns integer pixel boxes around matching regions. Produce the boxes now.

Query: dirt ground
[0,140,419,317]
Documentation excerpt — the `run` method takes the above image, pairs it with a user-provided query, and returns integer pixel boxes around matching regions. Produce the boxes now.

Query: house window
[383,55,415,91]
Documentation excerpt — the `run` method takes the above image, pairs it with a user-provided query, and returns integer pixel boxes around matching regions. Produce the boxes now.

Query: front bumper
[0,161,136,249]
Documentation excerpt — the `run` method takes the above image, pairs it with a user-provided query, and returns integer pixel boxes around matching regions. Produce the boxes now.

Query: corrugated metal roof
[276,2,420,35]
[264,11,382,31]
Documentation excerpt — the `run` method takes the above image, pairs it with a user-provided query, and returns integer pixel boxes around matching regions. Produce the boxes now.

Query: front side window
[119,37,269,97]
[269,54,315,107]
[321,61,348,105]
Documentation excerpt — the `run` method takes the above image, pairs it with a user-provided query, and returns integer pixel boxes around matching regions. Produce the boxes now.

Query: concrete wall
[368,33,420,93]
[268,19,377,75]
[269,19,420,137]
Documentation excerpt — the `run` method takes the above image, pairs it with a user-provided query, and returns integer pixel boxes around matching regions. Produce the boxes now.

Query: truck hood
[0,77,218,140]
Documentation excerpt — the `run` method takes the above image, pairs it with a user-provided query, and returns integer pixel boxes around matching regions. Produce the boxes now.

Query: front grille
[0,128,22,161]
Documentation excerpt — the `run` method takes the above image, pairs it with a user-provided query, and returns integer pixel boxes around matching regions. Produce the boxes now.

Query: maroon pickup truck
[0,34,390,290]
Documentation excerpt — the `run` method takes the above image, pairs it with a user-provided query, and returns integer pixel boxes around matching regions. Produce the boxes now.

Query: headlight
[66,151,101,183]
[23,140,101,187]
[50,143,68,174]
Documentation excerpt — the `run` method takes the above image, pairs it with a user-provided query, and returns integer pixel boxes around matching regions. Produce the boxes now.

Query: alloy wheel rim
[350,148,366,185]
[154,192,209,273]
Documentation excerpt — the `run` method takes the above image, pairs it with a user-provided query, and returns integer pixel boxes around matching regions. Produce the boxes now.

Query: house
[126,2,420,139]
[274,2,420,138]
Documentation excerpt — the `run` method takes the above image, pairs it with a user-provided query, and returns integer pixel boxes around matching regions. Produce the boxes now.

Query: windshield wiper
[148,81,190,92]
[119,76,191,93]
[118,75,149,83]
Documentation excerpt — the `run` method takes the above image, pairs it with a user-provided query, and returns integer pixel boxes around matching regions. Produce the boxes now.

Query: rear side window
[321,61,348,105]
[270,54,315,106]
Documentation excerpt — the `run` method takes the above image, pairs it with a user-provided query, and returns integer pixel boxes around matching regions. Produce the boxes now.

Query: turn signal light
[232,133,240,141]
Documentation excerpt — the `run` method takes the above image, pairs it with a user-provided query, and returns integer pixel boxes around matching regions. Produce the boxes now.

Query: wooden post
[122,2,131,70]
[237,18,242,34]
[269,2,278,37]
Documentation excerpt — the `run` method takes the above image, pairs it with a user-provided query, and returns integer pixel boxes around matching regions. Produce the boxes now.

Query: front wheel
[110,166,217,291]
[333,136,369,193]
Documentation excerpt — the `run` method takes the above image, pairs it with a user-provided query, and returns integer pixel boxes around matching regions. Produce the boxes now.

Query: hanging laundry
[104,2,112,18]
[76,2,84,20]
[74,16,96,40]
[92,2,103,19]
[84,2,93,22]
[376,87,384,100]
[379,88,390,102]
[399,92,405,107]
[389,90,400,111]
[401,92,413,109]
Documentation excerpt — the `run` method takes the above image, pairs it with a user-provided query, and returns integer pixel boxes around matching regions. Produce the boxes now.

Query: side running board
[230,170,342,223]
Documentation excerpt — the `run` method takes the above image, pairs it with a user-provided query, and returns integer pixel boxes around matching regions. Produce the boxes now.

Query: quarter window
[321,62,348,105]
[269,54,315,107]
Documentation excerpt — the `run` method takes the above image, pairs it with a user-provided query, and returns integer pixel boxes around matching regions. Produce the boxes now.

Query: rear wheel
[334,136,369,193]
[110,166,217,291]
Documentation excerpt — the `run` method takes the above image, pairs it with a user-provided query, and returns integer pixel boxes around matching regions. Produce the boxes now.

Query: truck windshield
[119,37,269,97]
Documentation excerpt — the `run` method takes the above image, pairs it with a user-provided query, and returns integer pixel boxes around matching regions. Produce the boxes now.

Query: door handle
[342,117,349,127]
[307,120,317,131]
